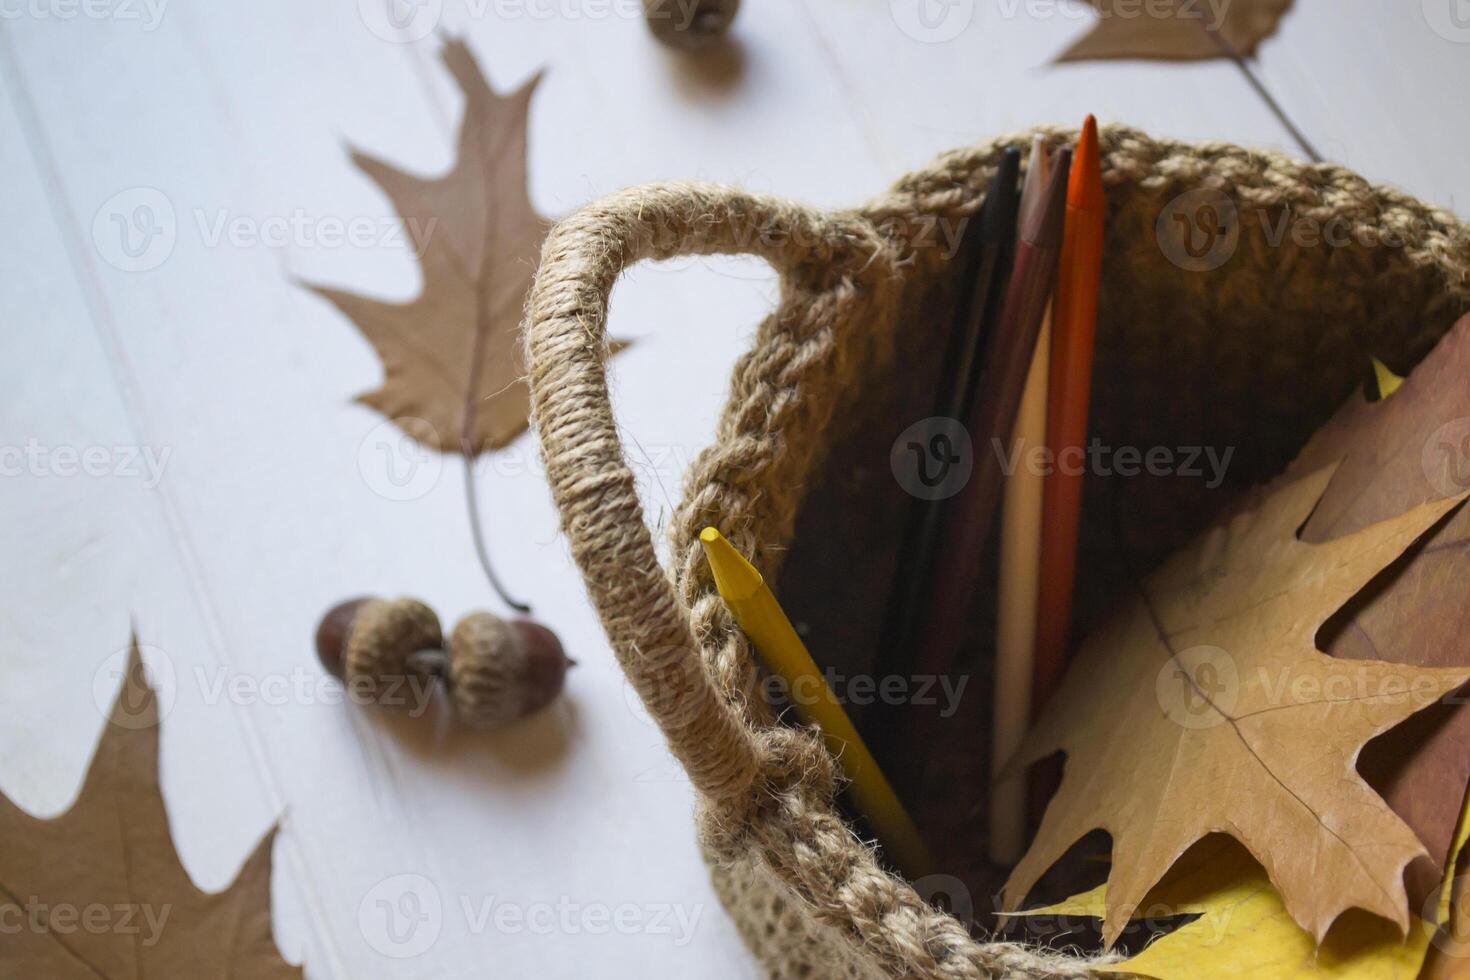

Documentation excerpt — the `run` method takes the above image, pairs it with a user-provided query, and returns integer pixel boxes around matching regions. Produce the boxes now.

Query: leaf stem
[460,292,532,614]
[1199,15,1322,163]
[461,450,532,614]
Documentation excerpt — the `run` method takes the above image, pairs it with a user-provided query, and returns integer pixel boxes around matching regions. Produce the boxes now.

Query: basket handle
[524,182,874,805]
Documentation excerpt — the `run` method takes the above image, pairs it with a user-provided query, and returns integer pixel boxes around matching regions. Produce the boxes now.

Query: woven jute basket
[523,125,1470,978]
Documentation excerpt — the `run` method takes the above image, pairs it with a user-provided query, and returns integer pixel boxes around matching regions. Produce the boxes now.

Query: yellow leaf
[1371,357,1405,400]
[1013,837,1433,979]
[1009,782,1470,979]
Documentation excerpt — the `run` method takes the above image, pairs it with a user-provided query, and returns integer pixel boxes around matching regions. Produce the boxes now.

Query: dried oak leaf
[1002,465,1470,946]
[1057,0,1293,63]
[1265,313,1470,914]
[314,38,625,455]
[0,641,298,979]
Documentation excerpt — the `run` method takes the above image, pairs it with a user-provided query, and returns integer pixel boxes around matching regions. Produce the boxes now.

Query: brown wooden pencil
[906,150,1071,753]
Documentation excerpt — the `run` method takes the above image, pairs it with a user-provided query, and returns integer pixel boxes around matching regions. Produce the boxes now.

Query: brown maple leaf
[0,640,299,978]
[1057,0,1293,63]
[1261,313,1470,914]
[1002,466,1470,946]
[314,38,622,455]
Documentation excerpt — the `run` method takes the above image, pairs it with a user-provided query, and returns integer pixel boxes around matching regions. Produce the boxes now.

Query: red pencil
[1033,116,1105,714]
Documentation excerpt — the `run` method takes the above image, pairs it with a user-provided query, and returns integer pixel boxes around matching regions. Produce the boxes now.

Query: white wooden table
[2,2,1465,975]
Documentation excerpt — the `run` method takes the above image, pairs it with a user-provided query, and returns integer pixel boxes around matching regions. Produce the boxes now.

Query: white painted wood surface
[1,1,1465,976]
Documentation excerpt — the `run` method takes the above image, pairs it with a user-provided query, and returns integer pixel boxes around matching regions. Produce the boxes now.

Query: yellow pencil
[699,527,934,879]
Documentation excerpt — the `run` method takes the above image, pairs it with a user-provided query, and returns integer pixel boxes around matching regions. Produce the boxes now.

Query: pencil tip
[1070,115,1103,211]
[1024,148,1070,247]
[700,527,764,599]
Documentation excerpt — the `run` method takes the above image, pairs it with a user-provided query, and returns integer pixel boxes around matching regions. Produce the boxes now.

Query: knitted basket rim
[524,124,1470,979]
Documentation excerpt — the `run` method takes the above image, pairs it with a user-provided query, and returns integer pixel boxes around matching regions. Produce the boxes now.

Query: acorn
[642,0,739,51]
[315,597,571,729]
[315,596,442,694]
[446,612,572,731]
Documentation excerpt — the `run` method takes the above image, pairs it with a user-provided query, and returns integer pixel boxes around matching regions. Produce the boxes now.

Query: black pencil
[870,148,1021,784]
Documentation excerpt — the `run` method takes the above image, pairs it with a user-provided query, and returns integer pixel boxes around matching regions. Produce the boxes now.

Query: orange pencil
[1033,116,1104,714]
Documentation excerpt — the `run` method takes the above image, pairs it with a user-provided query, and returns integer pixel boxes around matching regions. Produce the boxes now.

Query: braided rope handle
[524,182,880,807]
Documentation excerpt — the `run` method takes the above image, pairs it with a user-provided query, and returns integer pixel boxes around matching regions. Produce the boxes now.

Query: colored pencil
[1033,117,1104,716]
[991,137,1054,863]
[700,527,934,879]
[907,150,1071,734]
[871,148,1020,777]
